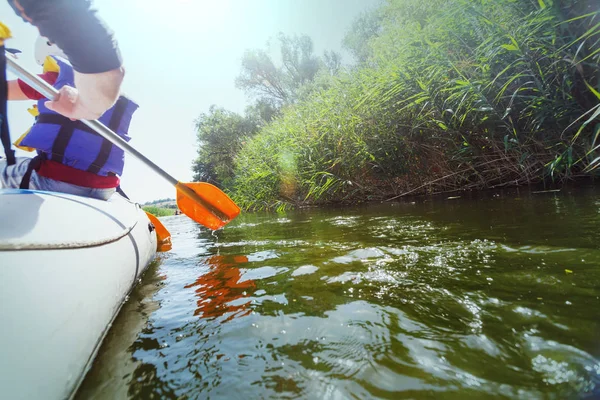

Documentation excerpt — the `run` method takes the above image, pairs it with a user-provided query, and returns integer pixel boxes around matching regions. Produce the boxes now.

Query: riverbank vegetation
[142,206,176,217]
[192,0,599,210]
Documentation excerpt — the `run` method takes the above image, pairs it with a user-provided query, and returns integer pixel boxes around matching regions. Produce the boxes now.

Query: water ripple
[79,191,600,400]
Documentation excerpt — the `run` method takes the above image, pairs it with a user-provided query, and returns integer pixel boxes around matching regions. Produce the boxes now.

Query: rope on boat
[0,221,137,251]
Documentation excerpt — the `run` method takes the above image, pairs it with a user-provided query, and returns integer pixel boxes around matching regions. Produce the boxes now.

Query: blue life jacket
[20,56,138,176]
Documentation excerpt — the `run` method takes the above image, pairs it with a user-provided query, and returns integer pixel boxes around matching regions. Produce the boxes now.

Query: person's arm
[8,0,124,119]
[44,68,125,120]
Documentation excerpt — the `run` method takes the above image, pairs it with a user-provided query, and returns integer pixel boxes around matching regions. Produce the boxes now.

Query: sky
[2,0,379,202]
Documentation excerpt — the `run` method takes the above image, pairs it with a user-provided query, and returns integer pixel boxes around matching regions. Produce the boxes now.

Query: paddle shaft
[6,55,230,222]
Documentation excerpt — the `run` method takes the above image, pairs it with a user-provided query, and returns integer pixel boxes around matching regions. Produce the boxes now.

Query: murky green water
[78,187,600,399]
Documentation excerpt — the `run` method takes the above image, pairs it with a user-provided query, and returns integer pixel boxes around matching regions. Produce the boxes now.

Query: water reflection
[185,255,255,323]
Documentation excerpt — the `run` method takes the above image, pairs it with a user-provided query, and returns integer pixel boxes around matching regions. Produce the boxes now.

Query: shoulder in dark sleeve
[8,0,123,74]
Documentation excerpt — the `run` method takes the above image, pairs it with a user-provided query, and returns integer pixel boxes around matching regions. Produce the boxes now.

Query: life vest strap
[35,114,98,135]
[87,96,128,174]
[19,154,120,189]
[19,154,44,189]
[1,44,16,165]
[50,119,77,164]
[37,159,120,188]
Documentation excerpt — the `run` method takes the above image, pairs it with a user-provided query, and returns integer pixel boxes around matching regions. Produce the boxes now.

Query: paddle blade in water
[175,182,240,230]
[145,212,172,252]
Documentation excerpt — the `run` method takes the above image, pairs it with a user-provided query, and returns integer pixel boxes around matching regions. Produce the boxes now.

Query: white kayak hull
[0,189,157,399]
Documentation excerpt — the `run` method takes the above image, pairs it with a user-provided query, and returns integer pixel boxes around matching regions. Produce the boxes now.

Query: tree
[342,9,383,64]
[244,98,280,126]
[323,50,343,76]
[235,33,322,108]
[192,106,259,186]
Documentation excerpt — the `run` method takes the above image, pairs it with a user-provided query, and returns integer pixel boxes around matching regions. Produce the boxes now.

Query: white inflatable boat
[0,188,158,399]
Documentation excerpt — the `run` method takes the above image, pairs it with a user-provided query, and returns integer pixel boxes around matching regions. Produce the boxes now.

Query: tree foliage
[244,98,279,126]
[342,9,383,64]
[192,106,259,186]
[235,33,322,108]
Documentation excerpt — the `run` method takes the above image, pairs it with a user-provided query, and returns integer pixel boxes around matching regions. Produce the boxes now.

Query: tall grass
[229,0,599,210]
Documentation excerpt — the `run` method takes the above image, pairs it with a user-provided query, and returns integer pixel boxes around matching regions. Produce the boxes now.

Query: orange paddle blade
[175,182,241,230]
[145,212,172,252]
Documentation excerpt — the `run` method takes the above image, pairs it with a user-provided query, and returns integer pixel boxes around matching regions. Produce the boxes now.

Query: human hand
[44,85,102,120]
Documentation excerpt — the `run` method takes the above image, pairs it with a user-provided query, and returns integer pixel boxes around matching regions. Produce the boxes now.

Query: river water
[78,187,600,399]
